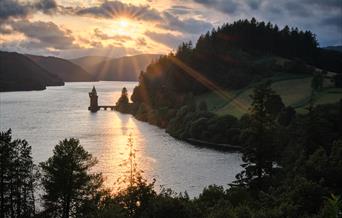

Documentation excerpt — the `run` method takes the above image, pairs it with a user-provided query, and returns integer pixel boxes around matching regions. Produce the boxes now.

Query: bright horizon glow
[0,0,339,59]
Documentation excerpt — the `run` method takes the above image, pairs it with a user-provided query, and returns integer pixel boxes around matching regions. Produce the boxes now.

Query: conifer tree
[236,82,281,188]
[40,138,104,218]
[0,129,36,218]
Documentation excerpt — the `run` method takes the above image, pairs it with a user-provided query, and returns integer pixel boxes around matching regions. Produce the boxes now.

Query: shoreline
[115,107,242,152]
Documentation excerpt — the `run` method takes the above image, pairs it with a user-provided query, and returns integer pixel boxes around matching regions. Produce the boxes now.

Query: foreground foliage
[39,138,106,218]
[0,129,36,218]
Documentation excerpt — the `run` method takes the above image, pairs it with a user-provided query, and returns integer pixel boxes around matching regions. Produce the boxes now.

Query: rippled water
[0,81,242,197]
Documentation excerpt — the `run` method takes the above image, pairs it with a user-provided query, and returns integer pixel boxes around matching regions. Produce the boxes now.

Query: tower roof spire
[92,86,97,93]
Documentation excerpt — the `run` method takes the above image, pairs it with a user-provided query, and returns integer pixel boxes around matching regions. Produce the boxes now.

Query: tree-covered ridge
[131,18,341,105]
[196,18,318,61]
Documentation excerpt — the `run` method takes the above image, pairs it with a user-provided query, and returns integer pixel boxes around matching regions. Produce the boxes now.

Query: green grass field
[197,73,342,118]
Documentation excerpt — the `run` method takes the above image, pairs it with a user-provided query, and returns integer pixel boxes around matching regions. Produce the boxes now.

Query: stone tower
[88,86,99,112]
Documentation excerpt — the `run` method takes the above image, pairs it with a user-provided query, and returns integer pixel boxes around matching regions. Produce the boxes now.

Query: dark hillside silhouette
[131,18,341,109]
[324,45,342,53]
[0,51,64,92]
[27,54,96,82]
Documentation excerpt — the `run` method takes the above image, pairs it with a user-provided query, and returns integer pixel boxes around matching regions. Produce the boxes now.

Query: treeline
[2,87,342,217]
[124,19,341,137]
[132,18,340,97]
[115,18,342,146]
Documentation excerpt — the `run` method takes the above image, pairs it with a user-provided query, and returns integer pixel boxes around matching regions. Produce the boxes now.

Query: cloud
[193,0,242,14]
[136,37,147,47]
[94,28,132,42]
[166,5,193,15]
[246,0,264,10]
[77,1,162,21]
[4,20,78,50]
[0,0,57,21]
[320,14,342,31]
[191,0,342,46]
[302,0,342,9]
[284,2,311,17]
[160,12,213,34]
[76,1,212,34]
[145,31,187,48]
[0,42,141,59]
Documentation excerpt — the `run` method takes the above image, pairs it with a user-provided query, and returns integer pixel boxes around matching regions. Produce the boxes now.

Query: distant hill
[324,46,342,53]
[71,54,161,81]
[27,55,96,82]
[0,51,64,92]
[70,56,109,68]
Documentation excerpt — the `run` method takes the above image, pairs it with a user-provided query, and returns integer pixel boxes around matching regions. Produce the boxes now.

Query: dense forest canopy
[131,18,341,110]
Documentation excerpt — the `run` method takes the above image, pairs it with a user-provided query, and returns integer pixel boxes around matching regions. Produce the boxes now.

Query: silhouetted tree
[236,82,279,188]
[116,87,130,113]
[0,129,36,218]
[278,106,296,126]
[115,134,156,218]
[40,138,104,218]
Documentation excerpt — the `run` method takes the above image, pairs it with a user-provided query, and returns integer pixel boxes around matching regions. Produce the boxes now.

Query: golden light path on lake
[0,81,243,197]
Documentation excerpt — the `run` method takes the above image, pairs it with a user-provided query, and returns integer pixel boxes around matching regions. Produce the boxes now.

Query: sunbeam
[169,56,249,111]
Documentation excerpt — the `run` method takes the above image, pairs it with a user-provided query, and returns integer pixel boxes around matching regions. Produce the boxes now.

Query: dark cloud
[191,0,341,46]
[284,2,311,17]
[94,28,132,42]
[0,0,57,21]
[193,0,242,14]
[8,20,78,50]
[77,1,162,21]
[320,14,342,31]
[246,0,263,10]
[160,12,213,34]
[167,5,193,15]
[302,0,342,9]
[193,0,341,16]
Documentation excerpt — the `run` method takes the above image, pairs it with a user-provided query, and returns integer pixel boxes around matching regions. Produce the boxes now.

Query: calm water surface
[0,81,242,197]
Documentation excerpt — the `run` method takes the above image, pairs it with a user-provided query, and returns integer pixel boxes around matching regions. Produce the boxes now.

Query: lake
[0,81,242,197]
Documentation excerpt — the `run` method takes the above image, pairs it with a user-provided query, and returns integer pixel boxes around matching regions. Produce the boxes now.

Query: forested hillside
[114,18,342,145]
[130,18,341,111]
[0,51,64,92]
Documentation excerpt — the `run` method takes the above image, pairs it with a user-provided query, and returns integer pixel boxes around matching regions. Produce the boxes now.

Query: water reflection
[0,81,243,197]
[94,112,152,190]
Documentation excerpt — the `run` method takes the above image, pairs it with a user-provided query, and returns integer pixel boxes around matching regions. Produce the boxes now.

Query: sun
[119,19,129,28]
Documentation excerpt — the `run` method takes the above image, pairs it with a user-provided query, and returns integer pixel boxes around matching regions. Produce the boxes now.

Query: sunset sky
[0,0,341,59]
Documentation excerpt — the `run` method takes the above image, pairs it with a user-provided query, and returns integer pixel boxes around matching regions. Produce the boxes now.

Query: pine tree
[236,82,281,189]
[40,138,104,218]
[0,129,36,218]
